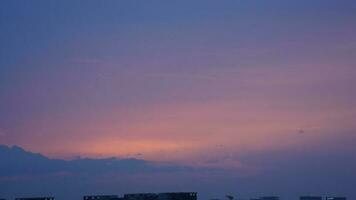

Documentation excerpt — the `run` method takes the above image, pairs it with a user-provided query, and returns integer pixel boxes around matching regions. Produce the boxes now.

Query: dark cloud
[0,145,189,177]
[1,142,356,200]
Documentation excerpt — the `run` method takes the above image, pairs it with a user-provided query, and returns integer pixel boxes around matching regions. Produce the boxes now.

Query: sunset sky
[1,1,356,199]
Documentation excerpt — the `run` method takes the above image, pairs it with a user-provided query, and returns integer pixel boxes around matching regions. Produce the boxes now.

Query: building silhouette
[325,197,346,200]
[123,192,197,200]
[83,195,123,200]
[124,193,158,200]
[15,197,54,200]
[158,192,197,200]
[249,196,279,200]
[260,197,279,200]
[12,193,348,200]
[300,197,322,200]
[84,192,197,200]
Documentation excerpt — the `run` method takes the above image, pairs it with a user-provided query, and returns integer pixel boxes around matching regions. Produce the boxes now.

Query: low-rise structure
[260,196,279,200]
[326,197,346,200]
[158,192,197,200]
[124,193,158,200]
[15,197,55,200]
[300,196,322,200]
[83,195,123,200]
[123,192,197,200]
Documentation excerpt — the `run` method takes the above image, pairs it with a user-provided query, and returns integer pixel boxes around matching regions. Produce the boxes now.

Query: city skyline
[1,0,356,200]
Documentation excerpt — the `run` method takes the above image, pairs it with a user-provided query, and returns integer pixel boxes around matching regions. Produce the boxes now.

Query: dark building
[326,197,346,200]
[84,195,123,200]
[260,197,279,200]
[158,193,197,200]
[300,197,322,200]
[15,197,54,200]
[123,192,197,200]
[124,193,158,200]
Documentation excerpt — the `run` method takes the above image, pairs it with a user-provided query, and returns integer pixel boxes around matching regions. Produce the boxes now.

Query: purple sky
[1,0,356,199]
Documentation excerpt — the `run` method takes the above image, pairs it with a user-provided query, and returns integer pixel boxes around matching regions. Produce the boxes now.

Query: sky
[1,0,356,199]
